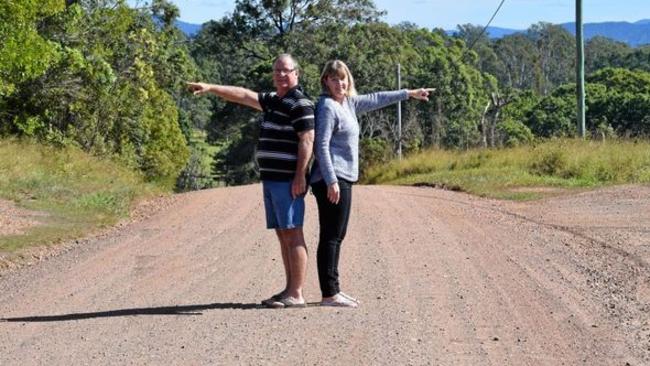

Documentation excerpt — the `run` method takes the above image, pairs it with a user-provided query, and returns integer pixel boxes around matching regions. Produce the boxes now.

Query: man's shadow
[0,302,264,323]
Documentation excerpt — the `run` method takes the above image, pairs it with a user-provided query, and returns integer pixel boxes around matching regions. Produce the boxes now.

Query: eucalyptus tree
[621,46,650,72]
[404,27,494,149]
[454,24,505,82]
[585,36,631,75]
[526,22,575,95]
[493,33,538,91]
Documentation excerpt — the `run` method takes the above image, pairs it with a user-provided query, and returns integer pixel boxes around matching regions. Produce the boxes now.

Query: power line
[465,0,507,52]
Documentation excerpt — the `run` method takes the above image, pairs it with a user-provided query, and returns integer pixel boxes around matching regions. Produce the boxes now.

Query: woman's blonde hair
[320,60,357,97]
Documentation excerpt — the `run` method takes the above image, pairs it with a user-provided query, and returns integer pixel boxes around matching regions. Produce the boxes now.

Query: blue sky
[132,0,650,29]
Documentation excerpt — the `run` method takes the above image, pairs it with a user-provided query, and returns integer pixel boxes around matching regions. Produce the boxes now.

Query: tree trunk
[490,110,499,148]
[480,102,490,148]
[432,98,443,149]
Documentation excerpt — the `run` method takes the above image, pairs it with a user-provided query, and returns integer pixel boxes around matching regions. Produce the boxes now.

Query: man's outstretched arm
[187,82,262,111]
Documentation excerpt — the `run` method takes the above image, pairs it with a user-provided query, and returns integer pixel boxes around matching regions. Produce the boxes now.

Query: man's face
[272,57,299,95]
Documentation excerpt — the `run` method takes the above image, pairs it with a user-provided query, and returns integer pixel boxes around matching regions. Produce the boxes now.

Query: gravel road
[1,184,648,365]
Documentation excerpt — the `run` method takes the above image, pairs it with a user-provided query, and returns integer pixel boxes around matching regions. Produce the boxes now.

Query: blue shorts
[262,180,305,229]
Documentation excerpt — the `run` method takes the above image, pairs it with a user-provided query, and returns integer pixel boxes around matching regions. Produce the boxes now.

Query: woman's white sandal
[338,292,360,304]
[320,294,359,308]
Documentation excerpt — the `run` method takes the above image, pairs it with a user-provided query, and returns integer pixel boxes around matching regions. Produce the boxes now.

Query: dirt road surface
[1,184,649,365]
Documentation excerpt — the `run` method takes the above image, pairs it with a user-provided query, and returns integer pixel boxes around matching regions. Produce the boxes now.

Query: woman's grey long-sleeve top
[311,90,409,185]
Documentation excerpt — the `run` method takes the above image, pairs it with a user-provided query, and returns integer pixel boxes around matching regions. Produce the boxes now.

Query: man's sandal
[261,290,287,308]
[278,296,307,308]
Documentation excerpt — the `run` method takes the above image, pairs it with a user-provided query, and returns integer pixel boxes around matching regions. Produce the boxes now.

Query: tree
[527,22,575,95]
[480,91,512,148]
[586,68,650,136]
[621,46,650,72]
[492,23,575,95]
[231,0,384,39]
[1,0,193,185]
[518,68,650,138]
[527,94,576,137]
[0,0,65,99]
[585,36,631,75]
[405,28,492,149]
[454,24,505,80]
[493,33,538,91]
[499,90,538,146]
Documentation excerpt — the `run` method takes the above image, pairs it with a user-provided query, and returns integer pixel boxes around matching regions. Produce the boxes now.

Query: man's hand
[186,82,261,110]
[408,88,436,101]
[187,82,211,96]
[327,182,340,204]
[291,175,307,199]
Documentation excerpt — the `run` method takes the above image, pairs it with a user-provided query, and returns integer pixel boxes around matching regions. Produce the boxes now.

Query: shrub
[529,147,568,176]
[360,138,393,178]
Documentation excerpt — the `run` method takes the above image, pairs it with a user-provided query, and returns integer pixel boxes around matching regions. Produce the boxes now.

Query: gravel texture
[0,184,648,365]
[0,200,44,236]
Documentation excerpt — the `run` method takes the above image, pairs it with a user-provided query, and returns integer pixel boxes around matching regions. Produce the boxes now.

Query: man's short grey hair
[274,53,300,73]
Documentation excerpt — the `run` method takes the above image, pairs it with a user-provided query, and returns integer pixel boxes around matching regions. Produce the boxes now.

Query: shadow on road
[0,302,265,322]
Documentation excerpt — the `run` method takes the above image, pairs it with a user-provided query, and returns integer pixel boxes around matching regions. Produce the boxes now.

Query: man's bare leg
[275,230,291,295]
[277,228,307,302]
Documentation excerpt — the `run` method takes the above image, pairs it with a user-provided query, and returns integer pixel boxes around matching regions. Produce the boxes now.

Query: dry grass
[0,138,164,252]
[363,139,650,200]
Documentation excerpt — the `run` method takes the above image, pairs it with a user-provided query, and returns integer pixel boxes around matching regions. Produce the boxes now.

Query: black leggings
[311,179,353,297]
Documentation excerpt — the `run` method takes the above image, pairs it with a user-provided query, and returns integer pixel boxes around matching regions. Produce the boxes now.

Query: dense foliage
[1,0,192,187]
[2,0,649,187]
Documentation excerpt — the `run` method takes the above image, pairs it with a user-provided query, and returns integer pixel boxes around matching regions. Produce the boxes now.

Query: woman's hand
[408,88,435,101]
[327,182,340,204]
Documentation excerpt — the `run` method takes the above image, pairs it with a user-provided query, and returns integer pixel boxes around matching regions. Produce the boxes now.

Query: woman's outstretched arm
[352,88,435,114]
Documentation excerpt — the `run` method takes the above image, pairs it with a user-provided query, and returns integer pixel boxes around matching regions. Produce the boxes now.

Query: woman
[311,60,433,307]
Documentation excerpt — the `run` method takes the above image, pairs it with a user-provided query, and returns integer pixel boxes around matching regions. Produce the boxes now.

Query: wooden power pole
[576,0,586,138]
[397,63,402,159]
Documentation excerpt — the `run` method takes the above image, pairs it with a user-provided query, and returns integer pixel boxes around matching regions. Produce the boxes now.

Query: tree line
[2,0,650,189]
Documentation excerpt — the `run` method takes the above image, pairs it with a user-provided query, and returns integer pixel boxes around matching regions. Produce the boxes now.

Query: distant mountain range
[175,19,650,47]
[561,20,650,46]
[176,20,202,36]
[484,19,650,47]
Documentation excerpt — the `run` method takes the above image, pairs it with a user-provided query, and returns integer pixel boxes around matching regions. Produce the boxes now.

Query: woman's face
[326,73,348,100]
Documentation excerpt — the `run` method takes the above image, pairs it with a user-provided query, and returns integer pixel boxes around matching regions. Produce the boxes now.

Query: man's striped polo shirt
[257,86,315,181]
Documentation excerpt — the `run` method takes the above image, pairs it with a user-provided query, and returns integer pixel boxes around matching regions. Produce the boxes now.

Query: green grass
[363,139,650,200]
[0,138,166,252]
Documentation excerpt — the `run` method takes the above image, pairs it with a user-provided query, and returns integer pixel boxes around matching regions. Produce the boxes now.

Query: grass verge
[363,139,650,200]
[0,138,166,253]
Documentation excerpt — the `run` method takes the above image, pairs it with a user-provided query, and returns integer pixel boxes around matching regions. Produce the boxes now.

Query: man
[187,54,314,308]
